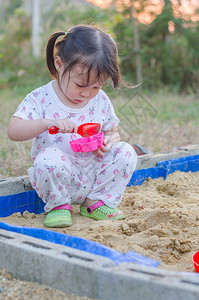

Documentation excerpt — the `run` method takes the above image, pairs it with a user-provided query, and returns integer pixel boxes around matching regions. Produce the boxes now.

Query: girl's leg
[29,147,93,211]
[87,142,137,207]
[80,142,137,220]
[29,147,73,212]
[28,147,93,227]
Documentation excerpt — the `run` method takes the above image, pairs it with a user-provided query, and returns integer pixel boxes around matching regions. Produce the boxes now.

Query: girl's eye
[75,82,101,89]
[75,83,86,87]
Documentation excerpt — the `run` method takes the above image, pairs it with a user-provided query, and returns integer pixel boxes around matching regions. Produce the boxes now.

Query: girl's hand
[92,127,120,157]
[47,119,78,134]
[92,142,109,157]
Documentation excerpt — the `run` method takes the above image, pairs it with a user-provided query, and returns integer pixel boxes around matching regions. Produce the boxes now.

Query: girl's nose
[80,90,90,97]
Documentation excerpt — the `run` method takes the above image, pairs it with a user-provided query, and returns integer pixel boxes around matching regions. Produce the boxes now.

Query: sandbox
[1,169,199,272]
[1,149,199,299]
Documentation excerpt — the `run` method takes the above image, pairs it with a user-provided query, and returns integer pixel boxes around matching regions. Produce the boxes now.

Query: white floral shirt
[13,81,120,160]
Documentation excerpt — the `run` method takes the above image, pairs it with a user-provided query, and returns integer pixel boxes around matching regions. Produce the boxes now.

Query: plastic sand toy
[70,132,104,153]
[49,122,101,137]
[193,251,199,272]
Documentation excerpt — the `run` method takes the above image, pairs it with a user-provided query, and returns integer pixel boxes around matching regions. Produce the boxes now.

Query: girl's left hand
[92,127,120,157]
[92,140,109,157]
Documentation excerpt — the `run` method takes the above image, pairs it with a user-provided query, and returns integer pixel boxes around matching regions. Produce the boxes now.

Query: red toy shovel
[49,122,101,137]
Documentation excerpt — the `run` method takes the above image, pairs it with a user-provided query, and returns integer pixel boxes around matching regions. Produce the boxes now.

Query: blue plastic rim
[0,154,199,267]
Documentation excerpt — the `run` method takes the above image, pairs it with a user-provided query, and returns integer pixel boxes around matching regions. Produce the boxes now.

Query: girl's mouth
[74,99,84,102]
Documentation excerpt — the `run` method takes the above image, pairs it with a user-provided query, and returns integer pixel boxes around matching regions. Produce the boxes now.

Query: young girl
[8,25,137,228]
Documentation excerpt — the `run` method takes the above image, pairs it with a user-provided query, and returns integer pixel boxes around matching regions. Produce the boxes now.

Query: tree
[110,0,199,92]
[32,0,41,58]
[129,1,143,84]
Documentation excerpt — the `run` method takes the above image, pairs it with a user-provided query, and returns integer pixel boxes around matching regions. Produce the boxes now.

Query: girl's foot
[44,206,72,228]
[80,200,125,220]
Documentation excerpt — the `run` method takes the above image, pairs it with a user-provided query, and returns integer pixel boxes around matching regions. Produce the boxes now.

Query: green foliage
[109,0,199,93]
[0,4,31,87]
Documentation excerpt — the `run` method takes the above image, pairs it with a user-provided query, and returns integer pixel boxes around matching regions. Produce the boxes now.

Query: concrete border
[136,144,199,169]
[0,176,32,196]
[1,229,199,300]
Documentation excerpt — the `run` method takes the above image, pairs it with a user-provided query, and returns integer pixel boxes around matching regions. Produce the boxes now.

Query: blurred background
[0,0,199,177]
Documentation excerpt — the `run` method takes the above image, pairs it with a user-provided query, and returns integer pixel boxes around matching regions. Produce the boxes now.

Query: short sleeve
[100,91,120,131]
[13,92,42,120]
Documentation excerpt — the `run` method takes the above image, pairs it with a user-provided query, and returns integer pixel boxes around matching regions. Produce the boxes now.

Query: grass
[1,84,199,177]
[116,88,199,125]
[148,91,199,123]
[0,85,38,177]
[115,88,199,150]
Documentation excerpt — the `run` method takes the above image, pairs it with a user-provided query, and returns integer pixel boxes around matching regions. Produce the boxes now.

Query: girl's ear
[54,56,63,72]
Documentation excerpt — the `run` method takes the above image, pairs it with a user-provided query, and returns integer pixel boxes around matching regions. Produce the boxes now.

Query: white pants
[28,142,137,212]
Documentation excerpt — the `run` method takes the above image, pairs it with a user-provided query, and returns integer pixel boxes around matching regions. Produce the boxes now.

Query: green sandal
[80,200,125,220]
[44,205,72,228]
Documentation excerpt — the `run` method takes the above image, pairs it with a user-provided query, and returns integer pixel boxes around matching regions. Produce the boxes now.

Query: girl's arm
[92,127,120,157]
[7,117,78,141]
[8,117,49,141]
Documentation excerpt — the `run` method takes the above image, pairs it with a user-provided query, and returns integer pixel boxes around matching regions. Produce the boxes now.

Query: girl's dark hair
[46,25,121,88]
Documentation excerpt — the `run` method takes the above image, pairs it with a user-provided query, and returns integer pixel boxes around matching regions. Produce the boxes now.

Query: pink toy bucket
[70,132,104,153]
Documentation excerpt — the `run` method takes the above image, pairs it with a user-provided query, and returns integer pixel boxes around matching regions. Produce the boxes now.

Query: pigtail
[46,31,66,78]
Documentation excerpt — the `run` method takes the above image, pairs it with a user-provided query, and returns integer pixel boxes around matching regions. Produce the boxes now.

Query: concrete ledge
[0,229,114,298]
[0,229,199,299]
[98,263,199,300]
[136,144,199,169]
[0,176,33,196]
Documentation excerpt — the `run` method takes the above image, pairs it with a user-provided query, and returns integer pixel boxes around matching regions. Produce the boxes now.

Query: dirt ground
[0,268,96,300]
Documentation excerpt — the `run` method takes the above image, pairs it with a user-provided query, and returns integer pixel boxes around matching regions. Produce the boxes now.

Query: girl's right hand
[47,119,78,134]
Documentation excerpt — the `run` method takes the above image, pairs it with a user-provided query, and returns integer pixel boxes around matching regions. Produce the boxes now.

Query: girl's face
[55,57,107,107]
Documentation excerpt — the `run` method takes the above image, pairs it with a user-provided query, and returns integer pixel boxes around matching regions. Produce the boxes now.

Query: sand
[1,170,199,273]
